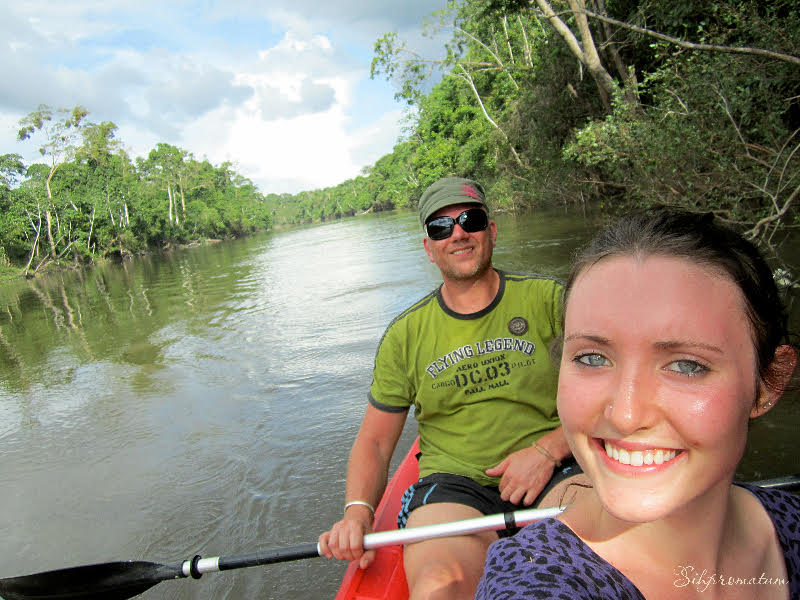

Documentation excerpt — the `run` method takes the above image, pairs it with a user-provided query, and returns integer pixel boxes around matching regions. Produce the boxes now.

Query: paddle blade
[0,561,183,600]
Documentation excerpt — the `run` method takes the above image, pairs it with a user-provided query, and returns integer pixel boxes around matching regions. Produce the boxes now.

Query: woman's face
[558,255,762,522]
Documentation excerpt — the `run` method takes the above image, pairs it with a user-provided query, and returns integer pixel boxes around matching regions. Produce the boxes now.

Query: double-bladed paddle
[2,474,797,600]
[0,505,565,600]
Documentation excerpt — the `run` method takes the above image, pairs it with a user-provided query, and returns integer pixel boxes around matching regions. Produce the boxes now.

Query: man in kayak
[319,177,576,599]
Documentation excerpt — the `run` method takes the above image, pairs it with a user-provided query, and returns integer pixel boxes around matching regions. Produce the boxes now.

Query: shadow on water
[0,208,797,600]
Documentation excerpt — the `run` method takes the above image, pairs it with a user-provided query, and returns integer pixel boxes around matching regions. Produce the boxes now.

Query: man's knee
[407,559,476,600]
[402,504,496,600]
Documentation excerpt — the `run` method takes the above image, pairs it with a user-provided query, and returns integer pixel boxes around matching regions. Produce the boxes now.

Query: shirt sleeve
[368,321,414,412]
[544,277,565,340]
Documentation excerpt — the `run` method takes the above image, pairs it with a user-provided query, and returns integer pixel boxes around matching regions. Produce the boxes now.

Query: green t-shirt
[369,270,563,486]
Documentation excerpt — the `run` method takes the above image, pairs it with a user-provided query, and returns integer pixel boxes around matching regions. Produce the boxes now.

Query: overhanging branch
[579,8,800,67]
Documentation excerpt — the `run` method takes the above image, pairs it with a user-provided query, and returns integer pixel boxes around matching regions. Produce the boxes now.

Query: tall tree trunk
[533,0,617,110]
[591,0,639,104]
[23,209,42,277]
[43,209,56,259]
[567,0,615,109]
[179,178,187,223]
[181,191,186,221]
[87,206,96,251]
[44,166,58,259]
[455,65,525,167]
[106,187,116,227]
[517,15,534,67]
[167,184,174,225]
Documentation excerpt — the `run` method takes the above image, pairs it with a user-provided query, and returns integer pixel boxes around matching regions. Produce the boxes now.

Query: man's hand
[318,505,376,570]
[485,445,556,506]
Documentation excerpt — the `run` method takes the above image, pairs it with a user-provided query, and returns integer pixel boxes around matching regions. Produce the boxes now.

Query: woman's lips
[596,438,683,470]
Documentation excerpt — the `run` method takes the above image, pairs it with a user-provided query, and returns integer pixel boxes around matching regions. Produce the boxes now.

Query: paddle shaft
[192,543,319,576]
[750,474,800,492]
[183,505,565,577]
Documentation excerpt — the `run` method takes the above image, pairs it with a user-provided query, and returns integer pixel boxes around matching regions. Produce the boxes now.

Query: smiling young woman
[559,254,762,525]
[476,209,800,600]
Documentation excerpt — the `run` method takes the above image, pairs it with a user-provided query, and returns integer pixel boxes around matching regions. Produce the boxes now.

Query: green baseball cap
[418,177,489,226]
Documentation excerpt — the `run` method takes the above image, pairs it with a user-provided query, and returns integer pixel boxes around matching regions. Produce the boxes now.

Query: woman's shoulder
[736,483,800,591]
[737,482,800,532]
[477,518,644,600]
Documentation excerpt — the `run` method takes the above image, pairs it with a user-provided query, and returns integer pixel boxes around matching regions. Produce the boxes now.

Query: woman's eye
[666,360,707,376]
[575,353,610,367]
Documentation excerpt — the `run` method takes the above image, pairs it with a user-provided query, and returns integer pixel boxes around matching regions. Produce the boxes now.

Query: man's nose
[450,222,470,240]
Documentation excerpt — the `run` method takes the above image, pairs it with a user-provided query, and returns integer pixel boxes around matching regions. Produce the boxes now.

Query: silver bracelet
[344,500,375,515]
[533,441,562,468]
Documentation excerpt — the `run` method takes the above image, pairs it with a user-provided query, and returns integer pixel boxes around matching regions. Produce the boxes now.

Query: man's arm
[485,426,571,506]
[318,403,408,568]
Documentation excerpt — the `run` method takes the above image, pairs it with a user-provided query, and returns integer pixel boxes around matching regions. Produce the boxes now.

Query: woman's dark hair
[564,208,793,392]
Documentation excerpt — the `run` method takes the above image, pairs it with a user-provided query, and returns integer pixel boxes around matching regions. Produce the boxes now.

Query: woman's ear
[751,344,797,418]
[751,388,779,418]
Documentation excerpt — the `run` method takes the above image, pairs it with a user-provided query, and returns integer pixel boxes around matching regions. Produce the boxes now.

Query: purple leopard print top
[476,484,799,599]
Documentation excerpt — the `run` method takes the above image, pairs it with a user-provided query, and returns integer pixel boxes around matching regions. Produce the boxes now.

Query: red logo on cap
[460,183,481,200]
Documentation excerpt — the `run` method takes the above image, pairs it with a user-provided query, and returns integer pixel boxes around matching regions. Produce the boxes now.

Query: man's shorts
[396,458,581,538]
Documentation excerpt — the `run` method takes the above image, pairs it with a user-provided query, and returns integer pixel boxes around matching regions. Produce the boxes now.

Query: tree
[0,154,27,265]
[17,105,89,268]
[0,154,26,190]
[141,143,191,229]
[530,0,619,108]
[75,121,130,252]
[372,1,545,169]
[1,103,278,270]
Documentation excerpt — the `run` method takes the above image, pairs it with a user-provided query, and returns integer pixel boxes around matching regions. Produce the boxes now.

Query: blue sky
[0,1,448,194]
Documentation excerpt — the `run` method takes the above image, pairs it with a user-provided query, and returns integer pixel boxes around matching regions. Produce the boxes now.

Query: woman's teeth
[604,441,678,466]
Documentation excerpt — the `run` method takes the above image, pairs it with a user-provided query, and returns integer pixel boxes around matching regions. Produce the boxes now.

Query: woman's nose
[606,363,657,435]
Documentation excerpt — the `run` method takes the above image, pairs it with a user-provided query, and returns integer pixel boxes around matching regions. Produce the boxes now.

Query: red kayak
[334,438,420,600]
[331,438,573,599]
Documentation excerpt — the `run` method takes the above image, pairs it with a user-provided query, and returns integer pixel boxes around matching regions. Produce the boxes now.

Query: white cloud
[0,113,23,153]
[0,1,448,194]
[180,31,404,193]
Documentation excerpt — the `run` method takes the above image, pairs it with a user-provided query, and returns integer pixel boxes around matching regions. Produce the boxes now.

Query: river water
[0,208,797,599]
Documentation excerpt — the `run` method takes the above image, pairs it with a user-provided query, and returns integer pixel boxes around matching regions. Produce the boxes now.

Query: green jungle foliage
[2,0,798,277]
[283,0,799,239]
[2,108,272,276]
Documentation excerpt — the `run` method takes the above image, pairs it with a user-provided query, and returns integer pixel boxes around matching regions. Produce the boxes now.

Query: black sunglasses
[425,208,489,241]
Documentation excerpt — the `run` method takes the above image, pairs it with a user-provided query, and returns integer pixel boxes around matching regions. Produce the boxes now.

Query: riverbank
[0,237,234,282]
[0,265,20,282]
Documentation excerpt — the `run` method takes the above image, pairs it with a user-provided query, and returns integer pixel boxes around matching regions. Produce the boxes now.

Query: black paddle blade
[0,560,184,600]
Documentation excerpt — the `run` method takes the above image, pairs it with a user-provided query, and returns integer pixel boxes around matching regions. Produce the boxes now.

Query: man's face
[423,203,496,282]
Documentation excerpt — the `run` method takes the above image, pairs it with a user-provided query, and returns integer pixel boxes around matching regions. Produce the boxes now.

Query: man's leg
[402,502,498,600]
